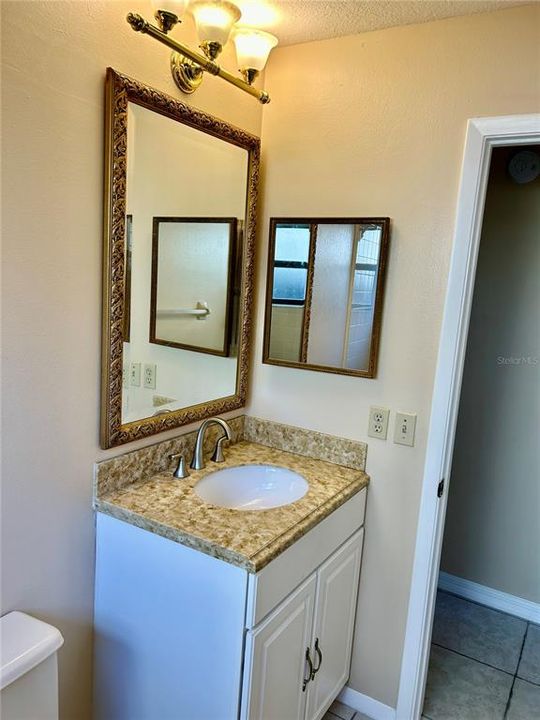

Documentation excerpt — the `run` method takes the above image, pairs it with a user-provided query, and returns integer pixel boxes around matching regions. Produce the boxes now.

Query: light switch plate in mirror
[100,69,260,448]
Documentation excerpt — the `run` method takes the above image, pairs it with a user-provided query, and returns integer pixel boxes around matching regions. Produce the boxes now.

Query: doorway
[396,114,540,720]
[421,144,540,719]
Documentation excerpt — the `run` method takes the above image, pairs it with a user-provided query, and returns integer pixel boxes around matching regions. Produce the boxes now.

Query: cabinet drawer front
[246,488,366,628]
[241,574,317,720]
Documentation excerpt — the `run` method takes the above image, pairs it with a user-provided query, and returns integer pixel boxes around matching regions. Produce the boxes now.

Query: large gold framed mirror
[263,218,390,378]
[101,69,259,448]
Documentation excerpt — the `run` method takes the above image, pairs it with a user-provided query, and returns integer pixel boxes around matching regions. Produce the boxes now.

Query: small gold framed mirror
[263,218,390,378]
[101,69,259,448]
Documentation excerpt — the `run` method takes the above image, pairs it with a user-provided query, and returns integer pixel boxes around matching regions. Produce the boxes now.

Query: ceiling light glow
[235,1,281,28]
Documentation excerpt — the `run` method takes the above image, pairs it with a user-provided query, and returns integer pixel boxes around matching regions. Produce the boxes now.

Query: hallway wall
[441,145,540,603]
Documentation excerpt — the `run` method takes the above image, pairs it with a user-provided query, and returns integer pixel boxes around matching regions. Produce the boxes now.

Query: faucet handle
[211,436,229,463]
[168,453,189,479]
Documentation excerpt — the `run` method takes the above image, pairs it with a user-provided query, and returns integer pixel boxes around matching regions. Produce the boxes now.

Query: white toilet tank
[1,611,63,720]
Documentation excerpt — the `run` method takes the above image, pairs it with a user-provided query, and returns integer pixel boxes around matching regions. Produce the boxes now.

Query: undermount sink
[194,464,309,511]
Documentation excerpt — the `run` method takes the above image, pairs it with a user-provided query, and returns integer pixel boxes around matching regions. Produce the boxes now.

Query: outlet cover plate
[368,406,390,440]
[144,363,157,389]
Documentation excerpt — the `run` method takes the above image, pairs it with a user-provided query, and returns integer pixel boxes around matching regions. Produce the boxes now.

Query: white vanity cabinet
[241,530,364,720]
[93,488,366,720]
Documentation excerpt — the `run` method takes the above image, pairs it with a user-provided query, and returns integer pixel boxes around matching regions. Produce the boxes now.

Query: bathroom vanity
[97,74,372,718]
[95,58,381,720]
[93,423,368,720]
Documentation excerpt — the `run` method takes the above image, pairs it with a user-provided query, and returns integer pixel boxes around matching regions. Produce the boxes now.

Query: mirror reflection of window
[344,226,382,370]
[269,225,311,362]
[264,218,390,378]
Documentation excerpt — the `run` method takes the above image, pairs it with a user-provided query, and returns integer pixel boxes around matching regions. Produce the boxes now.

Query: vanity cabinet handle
[311,638,323,680]
[302,647,314,691]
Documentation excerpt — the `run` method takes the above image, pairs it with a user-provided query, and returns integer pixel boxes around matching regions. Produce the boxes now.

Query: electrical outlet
[144,363,157,389]
[368,406,390,439]
[394,412,417,447]
[130,362,141,387]
[122,364,129,389]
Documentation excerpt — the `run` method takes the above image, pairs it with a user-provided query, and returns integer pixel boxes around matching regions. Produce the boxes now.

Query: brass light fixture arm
[126,13,270,104]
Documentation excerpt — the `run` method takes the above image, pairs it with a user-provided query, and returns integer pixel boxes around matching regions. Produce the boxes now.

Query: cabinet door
[306,529,364,720]
[241,574,316,720]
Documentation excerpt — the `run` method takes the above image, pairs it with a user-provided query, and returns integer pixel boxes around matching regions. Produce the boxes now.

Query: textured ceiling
[235,0,531,46]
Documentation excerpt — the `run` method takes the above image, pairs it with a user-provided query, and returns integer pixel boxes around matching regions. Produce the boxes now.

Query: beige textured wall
[1,2,262,718]
[249,5,540,707]
[441,146,540,603]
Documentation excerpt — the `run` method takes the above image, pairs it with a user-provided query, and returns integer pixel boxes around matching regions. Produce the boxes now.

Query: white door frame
[396,113,540,720]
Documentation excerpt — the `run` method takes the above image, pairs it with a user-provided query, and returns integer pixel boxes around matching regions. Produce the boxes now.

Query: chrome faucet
[190,417,233,471]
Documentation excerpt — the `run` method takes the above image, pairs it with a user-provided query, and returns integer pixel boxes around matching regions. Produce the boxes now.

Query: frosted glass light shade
[233,28,277,71]
[150,0,188,16]
[190,1,242,46]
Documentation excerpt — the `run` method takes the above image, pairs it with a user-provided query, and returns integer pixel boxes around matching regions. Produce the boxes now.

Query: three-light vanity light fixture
[127,0,278,103]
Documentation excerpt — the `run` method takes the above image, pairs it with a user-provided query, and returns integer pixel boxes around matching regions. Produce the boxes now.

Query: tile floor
[323,699,370,720]
[422,591,540,720]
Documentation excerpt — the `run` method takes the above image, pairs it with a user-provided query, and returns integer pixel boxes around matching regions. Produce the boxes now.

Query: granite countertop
[95,440,369,573]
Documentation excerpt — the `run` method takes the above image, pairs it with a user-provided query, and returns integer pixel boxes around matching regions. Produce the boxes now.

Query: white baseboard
[438,572,540,624]
[338,686,396,720]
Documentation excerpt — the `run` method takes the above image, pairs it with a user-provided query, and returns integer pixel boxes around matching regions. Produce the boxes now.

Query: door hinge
[437,479,445,498]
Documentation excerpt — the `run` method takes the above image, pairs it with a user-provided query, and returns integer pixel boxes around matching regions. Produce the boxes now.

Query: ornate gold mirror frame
[101,68,259,448]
